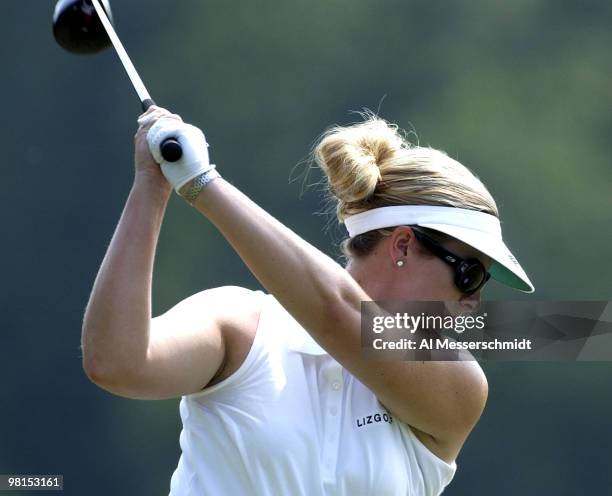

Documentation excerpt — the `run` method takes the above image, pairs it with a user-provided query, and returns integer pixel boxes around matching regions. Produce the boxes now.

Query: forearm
[82,174,170,380]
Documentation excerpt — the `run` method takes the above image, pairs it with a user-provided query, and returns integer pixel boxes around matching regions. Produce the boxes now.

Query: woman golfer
[82,106,534,495]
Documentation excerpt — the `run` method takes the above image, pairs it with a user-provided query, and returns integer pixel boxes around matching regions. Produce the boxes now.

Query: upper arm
[103,286,262,400]
[375,360,488,462]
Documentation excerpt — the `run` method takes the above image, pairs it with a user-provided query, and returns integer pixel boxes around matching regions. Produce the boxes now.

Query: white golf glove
[146,117,217,193]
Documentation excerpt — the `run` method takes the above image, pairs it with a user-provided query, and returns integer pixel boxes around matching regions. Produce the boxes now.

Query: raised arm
[81,121,173,389]
[81,110,260,400]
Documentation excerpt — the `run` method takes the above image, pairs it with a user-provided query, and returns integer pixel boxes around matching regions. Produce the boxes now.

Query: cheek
[418,261,460,299]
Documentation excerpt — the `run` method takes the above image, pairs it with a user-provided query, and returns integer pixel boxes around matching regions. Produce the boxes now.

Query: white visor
[344,205,534,293]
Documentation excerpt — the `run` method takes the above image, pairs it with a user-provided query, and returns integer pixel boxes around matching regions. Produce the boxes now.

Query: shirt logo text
[356,412,393,428]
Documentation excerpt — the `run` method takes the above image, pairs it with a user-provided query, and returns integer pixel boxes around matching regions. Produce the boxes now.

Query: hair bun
[314,117,404,207]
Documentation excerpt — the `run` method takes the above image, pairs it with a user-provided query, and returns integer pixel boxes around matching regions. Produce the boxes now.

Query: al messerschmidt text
[372,338,532,351]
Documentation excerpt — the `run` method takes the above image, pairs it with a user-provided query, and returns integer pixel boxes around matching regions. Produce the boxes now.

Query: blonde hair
[313,113,499,258]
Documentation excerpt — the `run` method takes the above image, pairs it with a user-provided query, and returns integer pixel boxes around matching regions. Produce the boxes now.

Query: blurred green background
[1,0,610,494]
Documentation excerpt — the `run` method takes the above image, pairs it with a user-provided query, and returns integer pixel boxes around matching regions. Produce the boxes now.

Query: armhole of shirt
[401,422,457,492]
[184,290,270,399]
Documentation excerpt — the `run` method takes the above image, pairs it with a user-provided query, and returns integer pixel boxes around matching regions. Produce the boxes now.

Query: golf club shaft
[90,0,182,160]
[90,0,152,110]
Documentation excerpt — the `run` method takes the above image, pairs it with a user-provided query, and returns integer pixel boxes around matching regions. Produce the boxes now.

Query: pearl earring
[396,260,404,267]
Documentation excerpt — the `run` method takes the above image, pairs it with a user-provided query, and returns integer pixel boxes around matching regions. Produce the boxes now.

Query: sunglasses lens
[458,263,487,294]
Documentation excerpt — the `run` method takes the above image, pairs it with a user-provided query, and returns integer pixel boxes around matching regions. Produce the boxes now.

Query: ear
[387,226,417,264]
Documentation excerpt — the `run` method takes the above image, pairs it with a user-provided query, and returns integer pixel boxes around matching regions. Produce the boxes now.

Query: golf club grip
[141,99,183,163]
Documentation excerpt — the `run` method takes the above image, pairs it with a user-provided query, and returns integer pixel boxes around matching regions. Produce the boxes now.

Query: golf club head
[53,0,113,55]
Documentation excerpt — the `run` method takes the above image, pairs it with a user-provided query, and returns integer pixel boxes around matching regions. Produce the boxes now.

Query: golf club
[53,0,182,162]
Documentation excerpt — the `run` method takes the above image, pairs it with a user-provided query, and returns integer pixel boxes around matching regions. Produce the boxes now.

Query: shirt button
[332,381,341,391]
[330,406,338,416]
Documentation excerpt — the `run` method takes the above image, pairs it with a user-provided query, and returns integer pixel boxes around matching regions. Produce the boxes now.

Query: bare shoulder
[203,286,265,387]
[158,285,261,321]
[107,286,265,400]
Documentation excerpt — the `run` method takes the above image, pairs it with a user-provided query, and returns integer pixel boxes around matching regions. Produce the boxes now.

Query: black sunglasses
[411,228,491,295]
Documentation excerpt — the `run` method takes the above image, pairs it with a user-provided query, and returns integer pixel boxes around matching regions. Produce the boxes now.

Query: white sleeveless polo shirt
[168,292,457,495]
